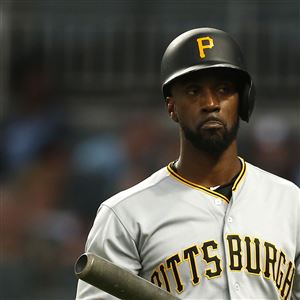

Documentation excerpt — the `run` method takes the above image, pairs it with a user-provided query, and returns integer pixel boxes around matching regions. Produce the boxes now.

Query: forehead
[172,68,241,87]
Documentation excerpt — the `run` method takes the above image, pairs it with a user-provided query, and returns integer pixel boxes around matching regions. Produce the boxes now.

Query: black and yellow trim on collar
[167,157,247,204]
[232,157,246,191]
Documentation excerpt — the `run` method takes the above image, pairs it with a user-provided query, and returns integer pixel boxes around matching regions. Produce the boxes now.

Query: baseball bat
[75,253,180,300]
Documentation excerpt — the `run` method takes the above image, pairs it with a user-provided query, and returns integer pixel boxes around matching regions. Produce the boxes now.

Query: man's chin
[181,121,239,156]
[195,137,232,155]
[197,127,226,139]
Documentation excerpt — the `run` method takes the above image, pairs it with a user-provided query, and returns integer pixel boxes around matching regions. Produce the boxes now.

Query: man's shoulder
[103,166,170,208]
[246,161,299,191]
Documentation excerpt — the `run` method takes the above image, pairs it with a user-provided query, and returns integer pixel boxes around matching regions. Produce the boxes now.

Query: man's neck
[175,141,241,188]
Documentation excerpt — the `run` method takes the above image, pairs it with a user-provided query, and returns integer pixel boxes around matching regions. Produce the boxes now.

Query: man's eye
[218,84,234,94]
[186,88,199,96]
[218,86,229,93]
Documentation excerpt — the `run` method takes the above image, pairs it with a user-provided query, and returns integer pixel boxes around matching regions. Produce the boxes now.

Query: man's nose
[201,88,220,113]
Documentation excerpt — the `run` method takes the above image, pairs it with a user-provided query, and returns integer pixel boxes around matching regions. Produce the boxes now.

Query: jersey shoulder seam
[101,203,138,244]
[247,162,299,189]
[103,169,171,208]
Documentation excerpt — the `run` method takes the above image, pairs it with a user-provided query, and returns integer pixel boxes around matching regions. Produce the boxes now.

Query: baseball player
[76,28,300,299]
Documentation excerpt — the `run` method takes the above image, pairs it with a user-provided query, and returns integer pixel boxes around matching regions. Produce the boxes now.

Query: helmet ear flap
[239,81,255,122]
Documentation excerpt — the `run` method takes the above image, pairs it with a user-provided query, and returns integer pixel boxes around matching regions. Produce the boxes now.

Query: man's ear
[166,96,179,122]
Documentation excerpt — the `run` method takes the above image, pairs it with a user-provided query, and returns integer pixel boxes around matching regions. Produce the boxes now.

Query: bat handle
[75,253,180,300]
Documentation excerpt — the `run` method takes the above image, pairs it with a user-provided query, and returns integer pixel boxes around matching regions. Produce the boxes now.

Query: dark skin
[166,69,241,188]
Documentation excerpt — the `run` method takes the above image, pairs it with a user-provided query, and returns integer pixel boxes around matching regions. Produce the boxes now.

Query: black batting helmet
[161,28,255,122]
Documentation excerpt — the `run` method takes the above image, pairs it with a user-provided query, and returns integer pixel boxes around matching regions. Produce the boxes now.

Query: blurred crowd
[0,53,299,300]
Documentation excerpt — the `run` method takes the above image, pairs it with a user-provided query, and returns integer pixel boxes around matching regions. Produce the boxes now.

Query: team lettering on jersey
[150,234,295,300]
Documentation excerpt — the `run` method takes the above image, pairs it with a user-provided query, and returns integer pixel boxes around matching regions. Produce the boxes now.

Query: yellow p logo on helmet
[196,36,214,58]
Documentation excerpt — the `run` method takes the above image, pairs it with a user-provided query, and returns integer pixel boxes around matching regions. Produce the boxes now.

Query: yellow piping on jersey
[166,157,247,204]
[232,157,246,191]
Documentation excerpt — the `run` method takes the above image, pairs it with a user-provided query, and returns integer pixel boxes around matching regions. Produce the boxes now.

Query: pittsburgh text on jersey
[150,234,295,299]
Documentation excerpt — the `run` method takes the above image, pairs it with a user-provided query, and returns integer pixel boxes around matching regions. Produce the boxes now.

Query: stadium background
[0,1,299,299]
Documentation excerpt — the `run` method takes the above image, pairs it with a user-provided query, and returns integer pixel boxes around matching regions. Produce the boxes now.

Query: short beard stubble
[181,119,240,157]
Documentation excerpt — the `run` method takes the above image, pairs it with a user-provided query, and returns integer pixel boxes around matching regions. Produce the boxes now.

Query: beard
[181,118,239,157]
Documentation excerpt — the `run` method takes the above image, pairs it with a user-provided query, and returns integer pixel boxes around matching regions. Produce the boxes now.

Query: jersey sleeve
[291,254,300,300]
[75,204,141,300]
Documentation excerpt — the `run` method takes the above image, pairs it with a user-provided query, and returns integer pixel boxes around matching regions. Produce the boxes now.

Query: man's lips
[202,122,223,129]
[198,117,225,129]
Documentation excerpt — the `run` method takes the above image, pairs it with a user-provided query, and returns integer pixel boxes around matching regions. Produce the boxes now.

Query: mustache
[197,116,226,129]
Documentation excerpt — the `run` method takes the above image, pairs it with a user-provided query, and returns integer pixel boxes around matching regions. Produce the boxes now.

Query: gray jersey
[76,158,300,299]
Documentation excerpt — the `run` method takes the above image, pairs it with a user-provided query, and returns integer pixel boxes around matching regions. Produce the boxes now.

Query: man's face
[167,69,240,156]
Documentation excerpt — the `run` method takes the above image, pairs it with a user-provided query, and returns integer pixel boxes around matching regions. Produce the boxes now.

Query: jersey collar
[166,157,247,204]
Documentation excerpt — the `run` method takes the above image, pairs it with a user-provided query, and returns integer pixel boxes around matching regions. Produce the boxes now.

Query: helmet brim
[162,63,249,98]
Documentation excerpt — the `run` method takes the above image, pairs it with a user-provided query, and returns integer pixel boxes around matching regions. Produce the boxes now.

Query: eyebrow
[181,78,235,87]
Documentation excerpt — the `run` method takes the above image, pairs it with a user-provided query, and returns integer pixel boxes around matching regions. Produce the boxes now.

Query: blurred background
[0,0,299,299]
